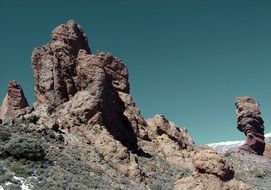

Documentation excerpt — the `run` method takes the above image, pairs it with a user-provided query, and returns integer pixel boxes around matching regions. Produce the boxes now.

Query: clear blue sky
[1,0,271,144]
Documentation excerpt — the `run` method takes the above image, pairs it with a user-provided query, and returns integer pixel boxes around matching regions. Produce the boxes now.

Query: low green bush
[0,127,11,142]
[9,162,28,177]
[5,137,46,161]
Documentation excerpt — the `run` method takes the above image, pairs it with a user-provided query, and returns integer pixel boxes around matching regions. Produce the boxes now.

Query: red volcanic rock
[31,20,147,151]
[235,96,265,155]
[32,20,90,111]
[99,51,130,93]
[30,20,199,180]
[0,80,29,120]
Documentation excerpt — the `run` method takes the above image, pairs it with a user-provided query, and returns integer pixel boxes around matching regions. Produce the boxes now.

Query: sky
[1,0,271,144]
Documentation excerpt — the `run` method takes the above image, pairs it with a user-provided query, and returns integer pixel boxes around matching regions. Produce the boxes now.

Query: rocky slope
[0,20,260,189]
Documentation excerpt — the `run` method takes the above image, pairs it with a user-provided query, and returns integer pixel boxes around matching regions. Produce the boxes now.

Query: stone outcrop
[235,96,265,155]
[174,172,249,190]
[0,80,29,120]
[29,20,196,180]
[193,149,234,180]
[143,115,195,168]
[31,20,90,112]
[147,115,194,149]
[174,149,250,190]
[32,20,141,151]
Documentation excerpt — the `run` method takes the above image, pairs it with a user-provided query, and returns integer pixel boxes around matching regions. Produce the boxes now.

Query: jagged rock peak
[235,96,265,155]
[32,20,92,111]
[51,20,91,54]
[0,80,29,120]
[31,20,143,150]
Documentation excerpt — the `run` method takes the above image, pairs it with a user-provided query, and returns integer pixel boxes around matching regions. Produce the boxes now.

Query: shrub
[9,162,28,177]
[0,127,11,142]
[5,137,46,161]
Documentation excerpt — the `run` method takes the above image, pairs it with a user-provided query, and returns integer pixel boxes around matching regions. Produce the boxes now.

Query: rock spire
[0,80,29,120]
[235,96,265,155]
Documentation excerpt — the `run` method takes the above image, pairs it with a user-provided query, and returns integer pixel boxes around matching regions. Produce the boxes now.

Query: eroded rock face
[32,20,90,111]
[0,80,29,120]
[30,20,157,180]
[147,115,194,149]
[235,96,265,155]
[32,20,140,151]
[143,115,195,168]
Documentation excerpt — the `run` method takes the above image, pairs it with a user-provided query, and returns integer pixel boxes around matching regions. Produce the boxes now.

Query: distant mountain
[208,133,271,154]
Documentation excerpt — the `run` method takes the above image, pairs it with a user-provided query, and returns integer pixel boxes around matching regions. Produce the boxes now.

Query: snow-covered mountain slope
[207,133,271,154]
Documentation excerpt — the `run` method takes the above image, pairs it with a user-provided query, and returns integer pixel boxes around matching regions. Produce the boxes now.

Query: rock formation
[0,80,29,120]
[0,20,251,189]
[29,20,196,180]
[235,96,265,155]
[174,149,249,190]
[144,115,195,168]
[32,20,142,151]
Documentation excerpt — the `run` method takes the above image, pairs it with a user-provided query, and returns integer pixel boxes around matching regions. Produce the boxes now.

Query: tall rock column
[235,96,265,155]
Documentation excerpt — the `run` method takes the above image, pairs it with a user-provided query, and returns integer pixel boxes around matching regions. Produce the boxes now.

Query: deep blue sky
[1,0,271,144]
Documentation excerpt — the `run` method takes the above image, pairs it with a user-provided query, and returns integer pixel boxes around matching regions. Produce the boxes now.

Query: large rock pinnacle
[31,20,145,151]
[235,96,265,155]
[32,20,91,111]
[0,80,29,120]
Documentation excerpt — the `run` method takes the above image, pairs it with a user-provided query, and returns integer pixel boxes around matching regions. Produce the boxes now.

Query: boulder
[193,149,234,181]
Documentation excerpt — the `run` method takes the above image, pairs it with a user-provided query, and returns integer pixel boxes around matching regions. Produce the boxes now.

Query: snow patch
[3,176,36,190]
[14,176,34,190]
